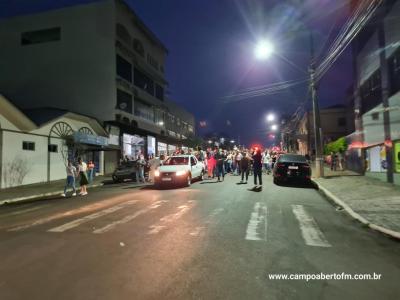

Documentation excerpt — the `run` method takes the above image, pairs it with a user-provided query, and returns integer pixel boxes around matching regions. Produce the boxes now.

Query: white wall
[0,115,19,131]
[362,92,400,145]
[2,131,47,187]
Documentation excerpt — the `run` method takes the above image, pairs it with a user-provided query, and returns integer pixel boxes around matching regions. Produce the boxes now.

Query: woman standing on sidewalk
[78,158,89,196]
[62,160,77,197]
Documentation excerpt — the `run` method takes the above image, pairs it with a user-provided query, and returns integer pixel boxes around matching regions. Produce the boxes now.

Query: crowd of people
[194,147,281,191]
[116,146,282,191]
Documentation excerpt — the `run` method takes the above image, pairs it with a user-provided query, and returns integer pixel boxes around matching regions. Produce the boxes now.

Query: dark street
[1,175,400,300]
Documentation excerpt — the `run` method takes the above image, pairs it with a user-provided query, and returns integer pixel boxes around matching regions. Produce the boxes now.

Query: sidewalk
[313,166,400,240]
[0,176,148,206]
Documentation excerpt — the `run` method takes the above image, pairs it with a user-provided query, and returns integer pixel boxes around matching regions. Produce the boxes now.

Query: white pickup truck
[154,155,205,188]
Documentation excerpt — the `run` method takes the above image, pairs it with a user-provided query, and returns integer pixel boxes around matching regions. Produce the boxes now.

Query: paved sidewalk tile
[313,167,400,234]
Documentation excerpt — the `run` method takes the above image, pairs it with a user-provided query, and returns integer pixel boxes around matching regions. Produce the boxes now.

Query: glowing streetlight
[230,140,235,143]
[266,113,275,122]
[254,40,274,60]
[271,124,278,131]
[208,140,212,144]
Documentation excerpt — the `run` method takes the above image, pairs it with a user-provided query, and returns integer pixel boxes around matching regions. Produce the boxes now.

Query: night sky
[0,0,353,146]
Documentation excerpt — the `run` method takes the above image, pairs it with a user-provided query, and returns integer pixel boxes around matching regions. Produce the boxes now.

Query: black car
[273,154,311,184]
[112,161,138,183]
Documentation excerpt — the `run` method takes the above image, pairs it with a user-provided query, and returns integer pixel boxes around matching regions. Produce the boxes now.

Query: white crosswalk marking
[245,202,267,241]
[148,202,195,235]
[47,200,139,233]
[291,205,331,247]
[189,207,225,237]
[93,201,164,234]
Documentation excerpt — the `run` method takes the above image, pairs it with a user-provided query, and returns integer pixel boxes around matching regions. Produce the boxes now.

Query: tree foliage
[324,137,347,155]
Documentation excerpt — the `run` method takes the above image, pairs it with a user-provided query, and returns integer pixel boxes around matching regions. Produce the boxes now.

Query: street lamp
[266,113,275,122]
[230,140,235,143]
[271,124,278,131]
[208,140,212,144]
[254,40,274,60]
[253,33,324,177]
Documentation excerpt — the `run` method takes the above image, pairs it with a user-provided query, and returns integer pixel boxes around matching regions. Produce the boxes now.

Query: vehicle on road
[112,161,137,183]
[273,154,311,184]
[154,155,204,188]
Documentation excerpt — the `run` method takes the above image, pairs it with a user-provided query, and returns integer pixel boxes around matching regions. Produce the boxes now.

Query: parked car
[273,154,311,184]
[154,155,204,188]
[112,161,137,183]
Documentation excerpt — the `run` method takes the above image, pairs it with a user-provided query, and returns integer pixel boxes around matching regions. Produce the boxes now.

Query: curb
[316,180,400,241]
[0,182,103,206]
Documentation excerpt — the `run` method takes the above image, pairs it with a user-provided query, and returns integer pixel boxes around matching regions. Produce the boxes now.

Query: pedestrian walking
[263,150,271,174]
[215,148,226,182]
[337,151,344,171]
[240,152,251,183]
[87,160,95,184]
[330,152,337,171]
[77,158,89,196]
[252,148,263,190]
[135,154,146,183]
[61,160,77,197]
[235,151,243,175]
[207,150,216,179]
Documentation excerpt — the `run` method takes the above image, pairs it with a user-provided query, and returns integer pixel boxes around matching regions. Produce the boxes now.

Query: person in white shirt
[62,160,77,197]
[263,151,271,174]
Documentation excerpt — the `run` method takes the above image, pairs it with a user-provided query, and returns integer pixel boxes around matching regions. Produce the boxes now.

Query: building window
[48,144,58,153]
[389,47,400,96]
[133,38,145,57]
[134,99,155,122]
[116,55,132,82]
[155,84,164,101]
[360,70,382,114]
[116,24,132,45]
[371,112,379,120]
[21,27,61,45]
[134,68,154,96]
[22,141,35,151]
[337,117,347,127]
[146,54,159,70]
[116,89,133,113]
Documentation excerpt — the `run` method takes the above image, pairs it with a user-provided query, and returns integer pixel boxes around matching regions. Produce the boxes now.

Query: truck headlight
[176,170,186,176]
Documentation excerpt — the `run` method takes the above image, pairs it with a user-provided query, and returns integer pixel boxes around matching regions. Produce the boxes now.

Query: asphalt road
[1,174,400,300]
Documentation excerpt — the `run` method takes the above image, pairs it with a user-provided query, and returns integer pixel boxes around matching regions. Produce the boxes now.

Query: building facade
[0,95,110,189]
[350,0,400,184]
[0,0,195,174]
[282,105,354,156]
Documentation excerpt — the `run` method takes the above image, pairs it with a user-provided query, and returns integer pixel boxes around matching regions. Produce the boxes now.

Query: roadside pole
[309,32,324,178]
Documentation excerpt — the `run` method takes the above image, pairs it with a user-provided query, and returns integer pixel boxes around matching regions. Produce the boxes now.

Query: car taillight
[276,163,285,168]
[302,165,310,169]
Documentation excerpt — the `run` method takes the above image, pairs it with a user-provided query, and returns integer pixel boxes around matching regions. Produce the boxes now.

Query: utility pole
[309,32,324,178]
[378,2,394,183]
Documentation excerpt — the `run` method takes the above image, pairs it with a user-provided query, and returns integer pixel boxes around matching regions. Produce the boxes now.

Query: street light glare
[255,40,274,60]
[271,124,278,131]
[267,113,275,122]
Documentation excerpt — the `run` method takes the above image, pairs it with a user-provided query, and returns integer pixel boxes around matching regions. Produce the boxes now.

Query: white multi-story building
[0,0,195,174]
